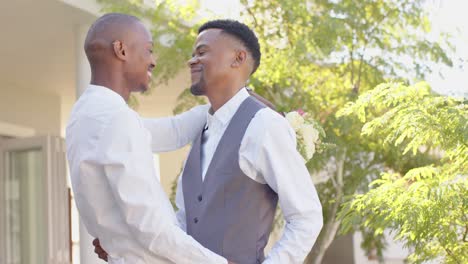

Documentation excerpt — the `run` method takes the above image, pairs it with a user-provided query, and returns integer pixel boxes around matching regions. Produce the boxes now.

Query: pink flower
[297,109,306,116]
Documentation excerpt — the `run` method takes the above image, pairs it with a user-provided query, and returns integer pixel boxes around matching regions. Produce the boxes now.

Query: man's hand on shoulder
[247,89,284,116]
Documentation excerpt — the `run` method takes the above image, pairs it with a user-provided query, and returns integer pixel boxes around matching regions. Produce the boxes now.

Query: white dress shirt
[175,88,323,264]
[66,85,226,264]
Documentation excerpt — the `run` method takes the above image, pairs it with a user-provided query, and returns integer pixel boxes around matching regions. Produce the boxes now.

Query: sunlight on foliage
[338,82,467,263]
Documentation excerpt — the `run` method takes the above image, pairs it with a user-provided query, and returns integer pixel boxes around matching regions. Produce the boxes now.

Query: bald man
[66,13,233,263]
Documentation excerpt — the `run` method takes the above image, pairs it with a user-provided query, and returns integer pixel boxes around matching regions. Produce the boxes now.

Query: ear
[112,40,127,61]
[231,49,247,68]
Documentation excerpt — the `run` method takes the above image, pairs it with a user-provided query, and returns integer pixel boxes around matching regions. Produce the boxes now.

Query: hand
[247,88,285,116]
[92,238,109,262]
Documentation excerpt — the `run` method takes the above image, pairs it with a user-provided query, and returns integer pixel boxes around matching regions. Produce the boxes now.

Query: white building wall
[0,84,61,136]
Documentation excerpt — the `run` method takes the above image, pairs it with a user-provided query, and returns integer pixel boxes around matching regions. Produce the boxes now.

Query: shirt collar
[207,87,250,128]
[85,84,127,106]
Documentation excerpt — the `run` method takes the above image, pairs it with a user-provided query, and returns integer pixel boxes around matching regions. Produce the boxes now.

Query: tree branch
[244,2,259,29]
[350,41,355,86]
[355,50,366,94]
[443,247,461,264]
[305,150,347,264]
[463,225,468,243]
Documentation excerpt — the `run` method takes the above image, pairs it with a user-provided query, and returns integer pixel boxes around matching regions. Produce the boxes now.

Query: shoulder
[242,107,296,150]
[249,107,295,138]
[95,108,151,156]
[103,108,143,136]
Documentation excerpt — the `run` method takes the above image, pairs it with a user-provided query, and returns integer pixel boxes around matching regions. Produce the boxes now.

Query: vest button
[194,217,199,223]
[197,195,203,202]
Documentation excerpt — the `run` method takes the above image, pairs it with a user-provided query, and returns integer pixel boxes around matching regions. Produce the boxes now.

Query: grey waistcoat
[182,96,279,264]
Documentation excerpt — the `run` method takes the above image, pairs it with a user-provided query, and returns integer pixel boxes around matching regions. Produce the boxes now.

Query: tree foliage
[338,82,467,263]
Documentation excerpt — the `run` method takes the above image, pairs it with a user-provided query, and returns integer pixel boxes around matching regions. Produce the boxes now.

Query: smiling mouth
[190,66,202,73]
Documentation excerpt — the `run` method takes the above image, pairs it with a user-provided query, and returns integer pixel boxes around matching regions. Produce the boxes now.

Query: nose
[150,54,157,68]
[187,56,199,67]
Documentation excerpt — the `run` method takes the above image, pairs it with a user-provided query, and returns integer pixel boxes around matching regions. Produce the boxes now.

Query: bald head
[85,13,156,99]
[85,13,144,65]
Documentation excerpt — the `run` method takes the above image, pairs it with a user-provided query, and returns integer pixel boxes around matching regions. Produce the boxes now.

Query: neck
[90,69,130,102]
[206,83,245,112]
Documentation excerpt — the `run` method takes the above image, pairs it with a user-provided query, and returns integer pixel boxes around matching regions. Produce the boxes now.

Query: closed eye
[191,51,206,58]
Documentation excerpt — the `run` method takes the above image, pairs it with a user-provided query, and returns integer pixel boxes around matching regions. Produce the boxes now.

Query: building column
[75,23,100,264]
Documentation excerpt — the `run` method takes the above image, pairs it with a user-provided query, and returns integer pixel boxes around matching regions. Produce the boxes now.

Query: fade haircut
[198,19,261,74]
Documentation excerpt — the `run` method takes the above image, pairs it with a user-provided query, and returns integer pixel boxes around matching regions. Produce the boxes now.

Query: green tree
[338,82,467,263]
[97,0,454,262]
[239,1,452,263]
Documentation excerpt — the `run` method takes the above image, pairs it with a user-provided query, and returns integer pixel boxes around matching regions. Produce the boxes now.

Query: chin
[139,83,150,93]
[190,82,206,96]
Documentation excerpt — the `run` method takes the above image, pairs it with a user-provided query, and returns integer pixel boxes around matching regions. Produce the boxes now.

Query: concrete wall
[0,83,61,136]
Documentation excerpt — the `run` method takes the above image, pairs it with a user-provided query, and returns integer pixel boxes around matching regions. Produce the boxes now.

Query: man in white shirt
[66,13,235,264]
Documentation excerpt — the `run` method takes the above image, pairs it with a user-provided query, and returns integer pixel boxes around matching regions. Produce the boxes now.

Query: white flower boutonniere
[285,111,305,131]
[285,109,325,163]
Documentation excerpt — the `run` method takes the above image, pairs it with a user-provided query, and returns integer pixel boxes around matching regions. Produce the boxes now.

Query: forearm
[152,222,227,264]
[253,112,323,263]
[105,161,225,263]
[263,212,323,263]
[100,111,224,263]
[143,105,208,152]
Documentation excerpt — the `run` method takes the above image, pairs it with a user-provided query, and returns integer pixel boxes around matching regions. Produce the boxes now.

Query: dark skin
[188,28,281,115]
[93,238,108,261]
[84,14,156,102]
[189,29,254,111]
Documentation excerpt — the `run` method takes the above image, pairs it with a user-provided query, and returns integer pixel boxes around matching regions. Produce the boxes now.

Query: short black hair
[198,19,261,74]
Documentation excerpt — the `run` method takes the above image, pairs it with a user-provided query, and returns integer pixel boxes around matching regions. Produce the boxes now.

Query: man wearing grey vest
[176,20,323,264]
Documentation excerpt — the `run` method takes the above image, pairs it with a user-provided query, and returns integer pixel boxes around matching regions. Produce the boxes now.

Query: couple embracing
[66,13,322,264]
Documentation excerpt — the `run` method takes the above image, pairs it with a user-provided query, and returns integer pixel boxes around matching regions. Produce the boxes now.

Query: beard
[190,76,206,96]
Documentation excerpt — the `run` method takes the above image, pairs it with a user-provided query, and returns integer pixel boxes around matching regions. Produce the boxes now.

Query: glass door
[0,136,70,264]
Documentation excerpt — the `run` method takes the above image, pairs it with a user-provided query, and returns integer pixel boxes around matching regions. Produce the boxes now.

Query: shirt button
[194,217,199,224]
[197,195,203,202]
